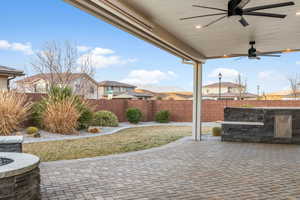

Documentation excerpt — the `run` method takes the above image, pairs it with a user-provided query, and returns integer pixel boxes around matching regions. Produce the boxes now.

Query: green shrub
[26,127,39,135]
[77,106,94,130]
[126,108,142,124]
[155,110,170,123]
[93,111,119,127]
[212,127,222,136]
[241,104,254,108]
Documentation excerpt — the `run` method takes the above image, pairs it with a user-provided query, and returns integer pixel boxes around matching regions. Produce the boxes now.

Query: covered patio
[39,0,300,199]
[64,0,300,141]
[41,138,300,199]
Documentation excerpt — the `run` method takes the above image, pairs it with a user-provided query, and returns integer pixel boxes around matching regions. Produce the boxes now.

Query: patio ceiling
[65,0,300,62]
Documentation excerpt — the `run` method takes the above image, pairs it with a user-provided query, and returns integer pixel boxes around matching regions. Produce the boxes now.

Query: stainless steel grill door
[275,115,292,138]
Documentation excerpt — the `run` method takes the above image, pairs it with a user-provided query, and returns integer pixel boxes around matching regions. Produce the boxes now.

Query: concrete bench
[217,121,264,126]
[0,136,24,152]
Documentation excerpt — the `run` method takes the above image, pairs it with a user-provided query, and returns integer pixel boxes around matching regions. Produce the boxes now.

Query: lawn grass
[23,126,211,162]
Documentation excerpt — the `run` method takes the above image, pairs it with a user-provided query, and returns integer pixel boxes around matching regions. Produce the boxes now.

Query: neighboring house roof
[204,82,244,88]
[114,91,153,99]
[164,91,193,96]
[16,73,98,85]
[0,65,24,76]
[203,92,257,98]
[98,81,136,88]
[283,92,300,97]
[266,90,292,96]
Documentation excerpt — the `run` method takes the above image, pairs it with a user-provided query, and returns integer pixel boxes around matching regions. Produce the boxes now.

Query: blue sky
[1,0,299,93]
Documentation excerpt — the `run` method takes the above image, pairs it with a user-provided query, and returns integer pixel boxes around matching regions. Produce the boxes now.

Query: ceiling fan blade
[244,2,295,12]
[230,54,249,57]
[257,50,282,55]
[259,54,281,57]
[238,0,251,8]
[192,5,227,12]
[180,13,226,20]
[244,12,286,18]
[239,17,249,27]
[202,15,227,28]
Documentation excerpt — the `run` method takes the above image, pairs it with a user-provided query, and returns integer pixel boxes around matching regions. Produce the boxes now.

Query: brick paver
[40,138,300,200]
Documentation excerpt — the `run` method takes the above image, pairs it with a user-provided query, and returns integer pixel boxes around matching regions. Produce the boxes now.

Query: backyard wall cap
[0,153,39,179]
[0,136,23,144]
[226,107,300,110]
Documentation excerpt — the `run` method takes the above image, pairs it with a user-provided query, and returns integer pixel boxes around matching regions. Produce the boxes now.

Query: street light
[218,73,222,100]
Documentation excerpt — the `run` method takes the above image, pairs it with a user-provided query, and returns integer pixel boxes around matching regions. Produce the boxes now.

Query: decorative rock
[88,127,101,134]
[32,133,41,138]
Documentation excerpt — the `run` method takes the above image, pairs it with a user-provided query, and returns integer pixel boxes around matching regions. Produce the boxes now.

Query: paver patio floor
[40,138,300,200]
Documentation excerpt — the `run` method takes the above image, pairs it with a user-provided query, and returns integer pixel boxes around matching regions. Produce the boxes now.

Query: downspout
[7,76,16,91]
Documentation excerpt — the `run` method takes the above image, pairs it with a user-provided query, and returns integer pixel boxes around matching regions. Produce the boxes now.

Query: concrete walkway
[40,137,300,200]
[24,122,219,143]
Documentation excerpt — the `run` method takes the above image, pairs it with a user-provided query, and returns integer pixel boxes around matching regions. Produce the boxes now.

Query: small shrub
[26,127,39,135]
[93,111,119,127]
[43,97,80,134]
[155,110,170,123]
[88,127,101,133]
[212,127,222,136]
[241,104,254,108]
[126,108,142,124]
[77,106,93,130]
[0,91,31,135]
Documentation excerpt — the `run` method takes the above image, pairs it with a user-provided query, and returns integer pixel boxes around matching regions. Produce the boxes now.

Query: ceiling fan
[229,41,282,60]
[180,0,295,28]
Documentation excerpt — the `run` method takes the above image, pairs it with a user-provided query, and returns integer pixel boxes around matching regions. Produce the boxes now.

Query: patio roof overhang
[65,0,300,62]
[65,0,300,141]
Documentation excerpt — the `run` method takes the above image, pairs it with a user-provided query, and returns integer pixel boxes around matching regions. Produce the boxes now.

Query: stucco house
[98,81,136,99]
[16,73,99,99]
[0,65,24,91]
[203,82,257,100]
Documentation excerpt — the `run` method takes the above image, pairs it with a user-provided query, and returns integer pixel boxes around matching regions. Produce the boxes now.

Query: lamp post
[218,73,222,100]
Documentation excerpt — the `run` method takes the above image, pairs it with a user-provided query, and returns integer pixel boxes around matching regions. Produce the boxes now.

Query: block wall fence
[25,93,300,122]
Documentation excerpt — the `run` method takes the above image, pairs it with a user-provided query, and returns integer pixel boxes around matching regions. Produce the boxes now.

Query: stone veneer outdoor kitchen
[221,107,300,144]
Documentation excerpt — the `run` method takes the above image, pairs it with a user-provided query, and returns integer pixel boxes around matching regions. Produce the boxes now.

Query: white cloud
[77,45,91,52]
[137,85,185,92]
[258,71,273,80]
[258,70,285,81]
[122,70,177,85]
[0,40,33,55]
[208,68,240,79]
[77,47,136,68]
[91,47,114,55]
[0,40,11,49]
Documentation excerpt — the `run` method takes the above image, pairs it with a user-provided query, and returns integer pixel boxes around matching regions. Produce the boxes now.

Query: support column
[193,62,203,141]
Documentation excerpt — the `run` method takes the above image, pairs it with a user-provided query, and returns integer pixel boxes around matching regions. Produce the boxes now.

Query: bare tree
[235,73,247,100]
[30,41,95,95]
[288,74,299,100]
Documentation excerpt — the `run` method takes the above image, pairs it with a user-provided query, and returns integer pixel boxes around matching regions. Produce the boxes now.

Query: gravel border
[23,122,219,144]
